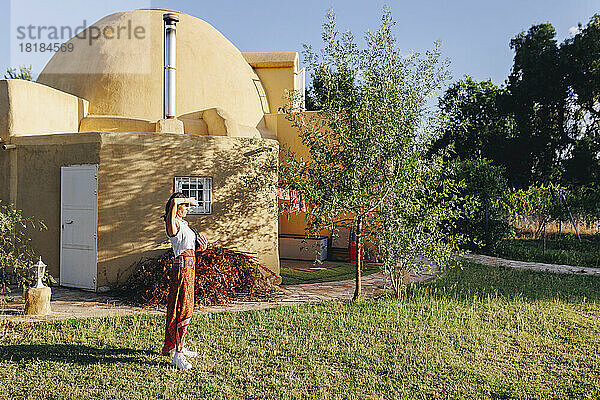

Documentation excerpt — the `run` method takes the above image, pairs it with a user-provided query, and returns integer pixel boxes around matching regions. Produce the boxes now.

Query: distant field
[513,218,600,236]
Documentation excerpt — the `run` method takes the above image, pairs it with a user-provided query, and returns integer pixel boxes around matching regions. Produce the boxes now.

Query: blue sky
[2,0,598,89]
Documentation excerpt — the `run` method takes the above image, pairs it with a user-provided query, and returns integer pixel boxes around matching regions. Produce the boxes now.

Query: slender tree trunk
[353,216,362,301]
[542,222,547,255]
[558,220,561,237]
[484,196,489,238]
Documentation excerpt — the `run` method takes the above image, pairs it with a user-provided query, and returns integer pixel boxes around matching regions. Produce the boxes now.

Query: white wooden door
[60,165,98,290]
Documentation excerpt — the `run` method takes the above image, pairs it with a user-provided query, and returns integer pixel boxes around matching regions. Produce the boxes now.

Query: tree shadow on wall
[98,133,279,284]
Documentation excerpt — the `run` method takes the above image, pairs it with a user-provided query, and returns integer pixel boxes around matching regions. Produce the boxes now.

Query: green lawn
[1,263,600,399]
[490,236,600,268]
[280,261,380,285]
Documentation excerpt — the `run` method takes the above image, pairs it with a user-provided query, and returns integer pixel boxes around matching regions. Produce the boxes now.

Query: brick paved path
[9,252,594,323]
[0,264,439,323]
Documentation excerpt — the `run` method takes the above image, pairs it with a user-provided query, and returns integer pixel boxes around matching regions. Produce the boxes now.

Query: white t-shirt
[169,219,195,257]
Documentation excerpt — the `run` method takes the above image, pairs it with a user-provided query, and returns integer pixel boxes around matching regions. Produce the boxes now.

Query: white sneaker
[172,351,192,371]
[169,347,197,358]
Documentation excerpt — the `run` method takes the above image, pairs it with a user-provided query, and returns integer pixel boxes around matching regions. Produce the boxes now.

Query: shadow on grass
[409,262,600,303]
[0,344,164,366]
[0,309,21,315]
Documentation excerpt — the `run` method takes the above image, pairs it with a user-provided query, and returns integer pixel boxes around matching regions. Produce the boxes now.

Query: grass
[490,235,600,268]
[279,261,380,285]
[1,263,600,399]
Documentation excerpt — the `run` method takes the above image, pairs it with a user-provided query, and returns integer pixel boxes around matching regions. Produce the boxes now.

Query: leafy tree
[433,24,571,189]
[281,9,456,300]
[4,65,33,81]
[561,14,600,187]
[506,23,568,187]
[0,202,48,293]
[305,66,357,112]
[430,15,600,230]
[444,158,512,250]
[304,72,325,111]
[499,183,575,253]
[569,185,600,224]
[430,77,514,164]
[373,155,462,296]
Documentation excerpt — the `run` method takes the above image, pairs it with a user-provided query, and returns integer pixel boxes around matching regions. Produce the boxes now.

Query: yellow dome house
[0,9,307,290]
[37,9,269,136]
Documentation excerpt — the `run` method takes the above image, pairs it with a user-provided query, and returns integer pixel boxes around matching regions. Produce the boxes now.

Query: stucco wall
[79,115,156,133]
[267,111,316,164]
[1,132,278,289]
[266,111,322,237]
[0,79,88,142]
[243,52,300,116]
[96,132,279,287]
[37,10,264,134]
[0,149,10,203]
[0,134,101,278]
[252,67,296,115]
[79,110,247,137]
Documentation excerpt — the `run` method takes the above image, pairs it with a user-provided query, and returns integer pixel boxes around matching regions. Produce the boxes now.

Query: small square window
[174,177,212,215]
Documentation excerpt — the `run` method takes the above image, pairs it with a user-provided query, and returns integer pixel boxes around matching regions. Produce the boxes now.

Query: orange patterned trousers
[161,254,195,354]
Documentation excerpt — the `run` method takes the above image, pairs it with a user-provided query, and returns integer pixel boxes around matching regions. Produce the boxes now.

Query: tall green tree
[430,77,514,164]
[444,158,511,250]
[430,15,600,228]
[282,9,456,299]
[561,14,600,186]
[506,23,568,187]
[434,24,574,189]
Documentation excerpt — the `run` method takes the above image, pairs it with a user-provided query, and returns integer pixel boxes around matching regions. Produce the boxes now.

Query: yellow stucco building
[0,9,312,291]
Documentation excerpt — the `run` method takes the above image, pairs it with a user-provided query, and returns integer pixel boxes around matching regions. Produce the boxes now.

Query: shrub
[120,246,277,306]
[4,65,32,80]
[0,201,47,293]
[442,158,512,250]
[491,236,600,268]
[500,183,581,238]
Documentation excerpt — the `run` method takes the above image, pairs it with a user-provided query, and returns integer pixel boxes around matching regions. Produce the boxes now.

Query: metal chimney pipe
[163,13,179,119]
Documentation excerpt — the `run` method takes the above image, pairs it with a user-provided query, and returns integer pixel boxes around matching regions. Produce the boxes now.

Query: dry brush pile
[119,246,279,306]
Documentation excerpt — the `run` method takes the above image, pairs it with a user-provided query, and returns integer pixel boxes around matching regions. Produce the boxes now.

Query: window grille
[174,176,212,215]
